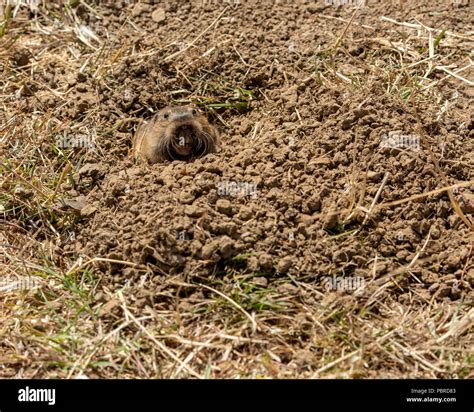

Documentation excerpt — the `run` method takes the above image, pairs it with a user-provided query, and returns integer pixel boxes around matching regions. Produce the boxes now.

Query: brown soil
[67,1,473,288]
[1,0,473,378]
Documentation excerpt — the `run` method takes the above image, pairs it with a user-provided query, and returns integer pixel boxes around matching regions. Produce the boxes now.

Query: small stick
[362,172,390,225]
[380,16,474,40]
[333,8,358,52]
[49,162,71,204]
[378,180,474,208]
[423,62,472,89]
[118,291,204,379]
[198,283,258,333]
[435,66,474,86]
[164,6,229,62]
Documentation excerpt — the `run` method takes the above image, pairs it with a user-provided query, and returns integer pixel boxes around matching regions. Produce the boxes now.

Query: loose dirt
[1,0,473,378]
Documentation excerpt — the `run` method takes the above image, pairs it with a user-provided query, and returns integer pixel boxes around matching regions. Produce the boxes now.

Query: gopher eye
[191,108,199,116]
[163,112,169,120]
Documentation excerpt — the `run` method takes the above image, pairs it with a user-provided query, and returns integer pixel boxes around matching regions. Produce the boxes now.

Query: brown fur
[132,106,220,164]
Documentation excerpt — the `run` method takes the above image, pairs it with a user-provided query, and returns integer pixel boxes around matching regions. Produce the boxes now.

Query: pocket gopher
[132,105,220,164]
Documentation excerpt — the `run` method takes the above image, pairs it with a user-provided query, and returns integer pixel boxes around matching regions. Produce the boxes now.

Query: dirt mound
[65,82,472,304]
[2,0,473,379]
[55,1,474,305]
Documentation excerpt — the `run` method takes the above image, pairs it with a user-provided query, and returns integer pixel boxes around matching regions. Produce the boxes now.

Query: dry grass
[1,1,473,379]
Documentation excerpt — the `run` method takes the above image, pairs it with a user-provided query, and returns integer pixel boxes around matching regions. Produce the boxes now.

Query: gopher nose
[176,124,193,136]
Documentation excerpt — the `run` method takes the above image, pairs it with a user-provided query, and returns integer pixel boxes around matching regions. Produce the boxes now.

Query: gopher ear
[131,119,152,163]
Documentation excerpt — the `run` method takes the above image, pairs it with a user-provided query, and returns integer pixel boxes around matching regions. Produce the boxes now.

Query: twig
[423,62,473,89]
[164,6,229,62]
[380,16,474,40]
[362,172,389,225]
[378,180,474,209]
[435,66,474,86]
[198,283,258,333]
[67,315,153,379]
[436,308,474,344]
[333,9,358,52]
[65,256,147,276]
[118,291,203,378]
